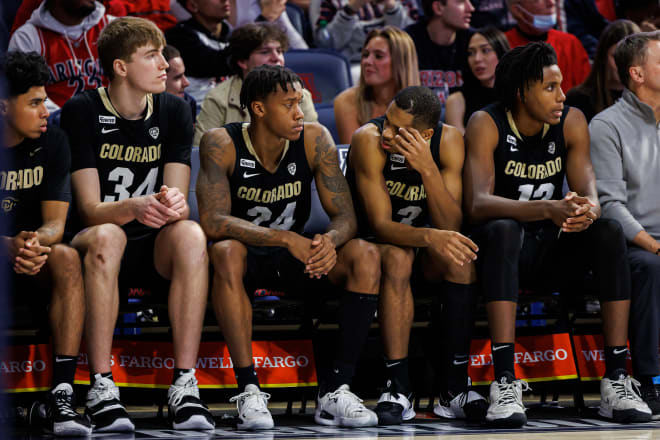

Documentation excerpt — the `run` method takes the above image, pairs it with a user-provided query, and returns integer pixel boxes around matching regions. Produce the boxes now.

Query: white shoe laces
[89,377,120,403]
[230,388,271,415]
[495,379,530,406]
[169,372,201,407]
[53,388,77,417]
[327,386,368,415]
[611,376,643,402]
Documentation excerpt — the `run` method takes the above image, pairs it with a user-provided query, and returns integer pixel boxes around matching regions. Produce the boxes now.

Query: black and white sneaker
[229,384,274,430]
[599,372,652,423]
[29,383,92,436]
[485,376,529,428]
[168,369,215,430]
[85,375,134,432]
[641,383,660,420]
[434,387,488,422]
[374,381,415,425]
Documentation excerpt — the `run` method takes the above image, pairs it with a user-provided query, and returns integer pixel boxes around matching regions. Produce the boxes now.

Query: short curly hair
[0,51,50,99]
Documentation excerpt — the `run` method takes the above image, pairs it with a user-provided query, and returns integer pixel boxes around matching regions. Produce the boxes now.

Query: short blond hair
[98,17,166,81]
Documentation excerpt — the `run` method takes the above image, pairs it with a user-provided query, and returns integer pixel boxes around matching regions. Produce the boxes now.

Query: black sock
[440,282,478,394]
[234,365,259,391]
[172,368,194,384]
[52,354,77,388]
[90,371,113,386]
[321,361,354,395]
[604,346,628,378]
[491,342,515,381]
[384,357,410,394]
[333,291,378,376]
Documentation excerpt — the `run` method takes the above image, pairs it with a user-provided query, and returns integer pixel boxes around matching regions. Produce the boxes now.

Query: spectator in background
[163,45,196,119]
[315,0,418,62]
[334,26,419,144]
[234,0,309,49]
[446,26,510,133]
[194,22,317,146]
[405,0,474,117]
[504,0,591,93]
[565,0,610,58]
[166,0,233,103]
[8,0,110,113]
[470,0,515,29]
[566,19,639,122]
[617,0,660,32]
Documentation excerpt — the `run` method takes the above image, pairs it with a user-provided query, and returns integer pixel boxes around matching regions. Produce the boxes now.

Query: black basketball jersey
[346,116,444,237]
[0,127,71,236]
[61,88,192,239]
[484,102,568,230]
[225,123,312,234]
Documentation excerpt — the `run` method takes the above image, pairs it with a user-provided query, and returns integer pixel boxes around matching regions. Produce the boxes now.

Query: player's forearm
[201,214,290,247]
[372,221,435,248]
[36,220,65,246]
[78,199,136,227]
[421,169,462,231]
[632,230,660,254]
[325,212,357,247]
[468,194,550,224]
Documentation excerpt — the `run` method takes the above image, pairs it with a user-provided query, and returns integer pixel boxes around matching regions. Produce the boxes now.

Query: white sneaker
[85,375,134,432]
[374,389,416,425]
[434,390,488,421]
[229,384,274,430]
[315,384,378,427]
[599,373,652,423]
[168,369,215,430]
[485,377,529,428]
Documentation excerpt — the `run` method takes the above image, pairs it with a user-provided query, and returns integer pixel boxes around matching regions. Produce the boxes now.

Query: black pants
[470,218,630,303]
[628,246,660,377]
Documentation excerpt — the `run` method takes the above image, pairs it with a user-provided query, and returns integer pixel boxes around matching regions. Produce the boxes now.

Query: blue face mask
[532,13,557,31]
[517,4,557,31]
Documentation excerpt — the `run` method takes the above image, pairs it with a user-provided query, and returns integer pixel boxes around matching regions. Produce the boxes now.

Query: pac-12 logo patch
[390,154,405,164]
[149,127,160,139]
[548,142,556,154]
[287,163,296,176]
[507,135,517,146]
[99,115,116,124]
[240,159,256,169]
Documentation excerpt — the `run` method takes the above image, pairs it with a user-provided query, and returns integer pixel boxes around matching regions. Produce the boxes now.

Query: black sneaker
[29,383,92,436]
[168,369,215,430]
[85,375,134,432]
[641,383,660,420]
[374,380,415,425]
[434,388,488,422]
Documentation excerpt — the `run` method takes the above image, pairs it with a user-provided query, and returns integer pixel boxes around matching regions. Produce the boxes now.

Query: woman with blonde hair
[334,26,420,144]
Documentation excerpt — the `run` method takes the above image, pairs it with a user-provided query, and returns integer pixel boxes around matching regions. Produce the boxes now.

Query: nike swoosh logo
[101,127,119,134]
[243,172,260,178]
[29,147,42,157]
[453,359,469,365]
[510,146,519,152]
[492,345,509,351]
[55,358,73,362]
[613,348,627,355]
[391,165,407,171]
[385,361,401,367]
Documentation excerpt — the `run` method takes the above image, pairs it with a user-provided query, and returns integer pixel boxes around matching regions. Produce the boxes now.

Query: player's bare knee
[382,246,414,283]
[169,220,208,264]
[346,240,381,292]
[210,240,246,281]
[48,244,82,280]
[84,224,126,270]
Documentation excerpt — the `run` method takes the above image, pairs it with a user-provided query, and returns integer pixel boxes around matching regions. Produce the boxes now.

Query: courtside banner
[572,335,632,381]
[2,340,317,392]
[468,333,578,385]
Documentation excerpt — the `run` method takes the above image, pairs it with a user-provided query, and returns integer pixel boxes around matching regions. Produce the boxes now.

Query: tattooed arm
[306,123,357,248]
[197,128,313,258]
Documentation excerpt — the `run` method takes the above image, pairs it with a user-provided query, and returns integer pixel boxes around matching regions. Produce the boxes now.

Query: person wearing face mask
[504,0,591,92]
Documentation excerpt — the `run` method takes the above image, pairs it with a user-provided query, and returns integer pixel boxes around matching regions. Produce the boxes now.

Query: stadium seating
[316,105,340,144]
[284,49,353,108]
